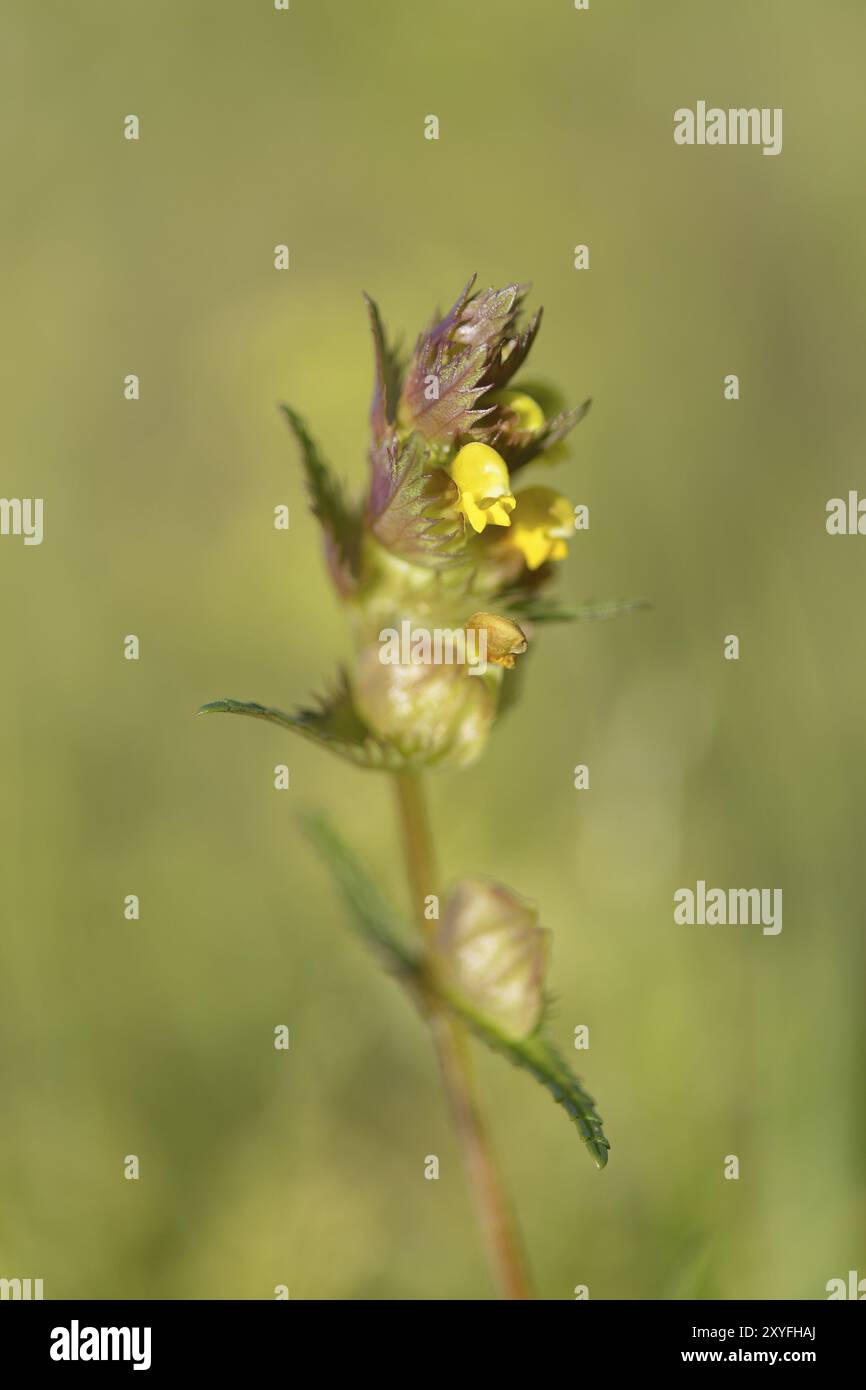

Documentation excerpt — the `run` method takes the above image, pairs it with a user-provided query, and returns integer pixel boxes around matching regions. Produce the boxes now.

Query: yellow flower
[490,389,545,434]
[450,442,516,533]
[508,487,574,570]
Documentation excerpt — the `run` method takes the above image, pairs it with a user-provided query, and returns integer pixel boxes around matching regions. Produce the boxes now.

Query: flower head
[206,277,610,771]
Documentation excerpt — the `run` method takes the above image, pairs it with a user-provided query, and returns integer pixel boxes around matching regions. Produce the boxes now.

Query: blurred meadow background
[1,0,864,1299]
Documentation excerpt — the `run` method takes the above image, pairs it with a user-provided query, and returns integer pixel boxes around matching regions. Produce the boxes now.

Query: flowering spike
[213,281,640,771]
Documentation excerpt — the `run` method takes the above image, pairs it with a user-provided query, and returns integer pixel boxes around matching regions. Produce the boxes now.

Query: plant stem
[393,770,533,1300]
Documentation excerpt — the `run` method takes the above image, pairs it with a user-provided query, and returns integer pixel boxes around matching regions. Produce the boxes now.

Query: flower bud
[466,612,527,669]
[489,389,546,435]
[434,879,548,1040]
[353,645,496,768]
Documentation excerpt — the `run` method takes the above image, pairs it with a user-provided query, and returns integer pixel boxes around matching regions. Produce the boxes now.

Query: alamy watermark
[826,1269,865,1299]
[674,881,782,936]
[0,1276,43,1299]
[379,621,488,675]
[0,497,43,545]
[674,103,782,157]
[50,1321,151,1371]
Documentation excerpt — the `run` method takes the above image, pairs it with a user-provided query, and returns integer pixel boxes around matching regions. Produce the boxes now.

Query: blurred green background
[2,0,864,1300]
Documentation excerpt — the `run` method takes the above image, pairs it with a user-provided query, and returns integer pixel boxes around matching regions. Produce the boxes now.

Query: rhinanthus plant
[200,277,642,1299]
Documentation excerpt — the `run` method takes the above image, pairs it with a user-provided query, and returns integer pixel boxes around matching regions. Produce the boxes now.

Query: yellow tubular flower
[508,486,575,570]
[450,442,516,533]
[490,389,545,434]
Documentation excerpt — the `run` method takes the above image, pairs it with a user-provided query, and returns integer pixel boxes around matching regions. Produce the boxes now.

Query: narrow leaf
[503,597,651,624]
[280,405,361,592]
[436,990,610,1168]
[363,292,403,442]
[480,307,543,394]
[197,673,413,771]
[301,813,419,979]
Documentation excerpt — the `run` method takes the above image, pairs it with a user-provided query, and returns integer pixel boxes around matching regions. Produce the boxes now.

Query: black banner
[1,1299,859,1375]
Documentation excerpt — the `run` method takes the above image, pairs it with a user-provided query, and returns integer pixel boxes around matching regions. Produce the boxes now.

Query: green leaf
[367,430,464,567]
[297,814,611,1168]
[480,310,543,394]
[443,1001,610,1169]
[363,292,403,441]
[279,405,361,590]
[301,812,419,980]
[197,672,414,771]
[503,597,651,624]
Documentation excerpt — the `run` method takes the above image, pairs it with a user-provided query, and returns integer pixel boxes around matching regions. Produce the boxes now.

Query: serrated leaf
[363,292,403,442]
[462,1020,611,1169]
[452,282,527,350]
[301,812,419,980]
[400,279,529,440]
[418,273,478,357]
[405,340,494,439]
[479,308,543,394]
[280,405,362,592]
[197,673,414,771]
[434,982,611,1168]
[367,431,464,566]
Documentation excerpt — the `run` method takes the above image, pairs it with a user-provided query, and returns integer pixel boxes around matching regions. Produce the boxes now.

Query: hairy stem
[393,770,533,1300]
